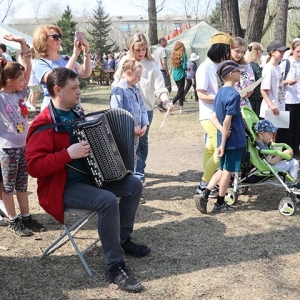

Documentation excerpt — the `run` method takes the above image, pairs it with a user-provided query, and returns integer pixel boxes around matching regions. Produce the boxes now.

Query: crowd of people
[90,49,128,83]
[1,24,300,293]
[194,33,300,215]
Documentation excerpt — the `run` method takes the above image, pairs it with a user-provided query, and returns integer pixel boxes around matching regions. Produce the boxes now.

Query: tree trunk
[274,0,289,44]
[148,0,158,46]
[221,0,244,37]
[244,0,268,44]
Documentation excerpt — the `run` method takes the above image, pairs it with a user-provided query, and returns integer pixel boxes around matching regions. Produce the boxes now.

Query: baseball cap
[267,41,289,52]
[254,120,278,133]
[217,60,243,78]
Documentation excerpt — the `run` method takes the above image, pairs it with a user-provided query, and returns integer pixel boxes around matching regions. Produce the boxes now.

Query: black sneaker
[105,261,143,292]
[156,101,167,112]
[212,203,236,213]
[194,192,208,214]
[121,237,151,257]
[20,215,46,232]
[8,217,33,237]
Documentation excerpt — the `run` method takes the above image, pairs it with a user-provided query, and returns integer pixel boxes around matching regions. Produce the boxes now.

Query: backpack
[280,59,290,80]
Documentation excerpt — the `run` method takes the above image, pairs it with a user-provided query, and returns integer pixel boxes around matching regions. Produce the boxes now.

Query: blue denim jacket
[110,79,149,127]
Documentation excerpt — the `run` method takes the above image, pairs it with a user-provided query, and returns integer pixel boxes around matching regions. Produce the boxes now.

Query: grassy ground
[1,84,300,299]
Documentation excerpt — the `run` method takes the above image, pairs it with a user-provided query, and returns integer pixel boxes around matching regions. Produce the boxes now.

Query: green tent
[151,21,218,88]
[162,21,218,66]
[0,23,33,58]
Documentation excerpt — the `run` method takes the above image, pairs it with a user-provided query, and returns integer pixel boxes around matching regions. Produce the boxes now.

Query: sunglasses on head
[48,34,62,41]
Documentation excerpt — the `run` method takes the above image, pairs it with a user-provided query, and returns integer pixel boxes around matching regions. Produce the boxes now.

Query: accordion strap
[65,164,89,175]
[31,119,77,135]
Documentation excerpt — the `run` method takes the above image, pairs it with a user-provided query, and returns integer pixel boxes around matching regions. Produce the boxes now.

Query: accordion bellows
[73,108,135,187]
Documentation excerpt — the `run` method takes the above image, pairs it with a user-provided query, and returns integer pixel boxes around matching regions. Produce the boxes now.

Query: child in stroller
[254,119,299,185]
[226,106,300,216]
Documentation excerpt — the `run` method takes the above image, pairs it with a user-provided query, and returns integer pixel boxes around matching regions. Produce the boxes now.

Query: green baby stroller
[225,106,298,216]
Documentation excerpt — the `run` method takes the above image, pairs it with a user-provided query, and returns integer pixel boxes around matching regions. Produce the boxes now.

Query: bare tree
[262,0,300,42]
[42,1,64,20]
[181,0,212,26]
[128,0,168,45]
[0,0,21,23]
[148,0,158,45]
[244,0,268,44]
[26,0,45,26]
[221,0,244,37]
[274,0,289,43]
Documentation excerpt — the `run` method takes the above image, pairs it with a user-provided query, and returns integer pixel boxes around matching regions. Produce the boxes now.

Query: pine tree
[56,6,77,56]
[87,0,114,56]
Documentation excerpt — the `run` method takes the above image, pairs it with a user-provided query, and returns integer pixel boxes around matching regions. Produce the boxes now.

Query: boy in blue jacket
[195,60,246,214]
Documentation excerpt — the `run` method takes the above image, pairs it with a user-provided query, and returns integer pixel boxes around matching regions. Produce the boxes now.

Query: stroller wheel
[225,188,238,205]
[278,197,295,216]
[236,186,249,195]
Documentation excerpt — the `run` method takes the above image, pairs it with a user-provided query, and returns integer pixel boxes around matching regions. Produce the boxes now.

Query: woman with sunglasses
[32,24,92,111]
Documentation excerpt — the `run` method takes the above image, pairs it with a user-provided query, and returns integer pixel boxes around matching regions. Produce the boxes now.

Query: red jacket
[26,105,78,224]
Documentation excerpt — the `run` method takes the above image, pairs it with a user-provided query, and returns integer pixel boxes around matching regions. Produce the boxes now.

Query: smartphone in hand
[75,31,85,47]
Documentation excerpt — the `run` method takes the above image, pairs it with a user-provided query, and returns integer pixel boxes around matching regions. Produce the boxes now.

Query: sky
[13,0,148,19]
[4,0,216,23]
[65,0,145,16]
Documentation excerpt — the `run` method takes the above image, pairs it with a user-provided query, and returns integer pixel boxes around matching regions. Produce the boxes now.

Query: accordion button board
[73,108,135,187]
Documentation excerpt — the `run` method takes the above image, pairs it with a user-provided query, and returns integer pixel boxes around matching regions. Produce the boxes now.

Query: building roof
[9,14,200,25]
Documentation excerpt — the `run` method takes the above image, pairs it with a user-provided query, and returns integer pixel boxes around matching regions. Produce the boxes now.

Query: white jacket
[113,55,169,111]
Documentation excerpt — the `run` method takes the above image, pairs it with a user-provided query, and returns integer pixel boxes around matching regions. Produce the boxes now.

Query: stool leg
[62,224,94,277]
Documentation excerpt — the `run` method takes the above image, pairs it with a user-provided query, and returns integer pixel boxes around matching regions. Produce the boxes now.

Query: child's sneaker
[20,215,46,232]
[212,203,236,213]
[194,192,208,214]
[195,185,218,198]
[8,217,33,237]
[290,181,300,194]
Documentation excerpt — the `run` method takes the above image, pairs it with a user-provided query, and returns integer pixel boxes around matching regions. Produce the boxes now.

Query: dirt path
[1,92,300,300]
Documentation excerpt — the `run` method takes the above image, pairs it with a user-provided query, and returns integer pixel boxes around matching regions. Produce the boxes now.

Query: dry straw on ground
[1,86,300,300]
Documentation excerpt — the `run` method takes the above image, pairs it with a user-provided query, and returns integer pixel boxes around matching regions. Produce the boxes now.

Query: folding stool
[39,208,100,277]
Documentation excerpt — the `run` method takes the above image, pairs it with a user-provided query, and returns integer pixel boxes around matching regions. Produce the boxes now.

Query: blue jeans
[135,110,153,180]
[63,175,142,269]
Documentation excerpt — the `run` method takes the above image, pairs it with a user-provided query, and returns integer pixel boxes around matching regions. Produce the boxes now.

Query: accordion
[73,108,135,187]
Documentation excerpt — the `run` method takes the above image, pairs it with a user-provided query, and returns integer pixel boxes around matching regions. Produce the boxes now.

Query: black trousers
[275,103,300,154]
[184,78,199,101]
[161,70,172,93]
[172,77,186,106]
[249,97,262,117]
